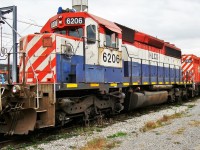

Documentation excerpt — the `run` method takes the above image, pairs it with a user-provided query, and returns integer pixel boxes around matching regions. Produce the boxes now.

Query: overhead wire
[2,32,12,36]
[1,15,42,49]
[0,13,43,61]
[4,16,42,27]
[1,17,22,37]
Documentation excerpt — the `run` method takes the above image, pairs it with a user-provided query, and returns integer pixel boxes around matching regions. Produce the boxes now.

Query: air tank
[72,0,88,12]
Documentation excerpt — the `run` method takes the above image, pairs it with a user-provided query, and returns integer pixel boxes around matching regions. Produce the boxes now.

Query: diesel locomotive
[0,5,198,135]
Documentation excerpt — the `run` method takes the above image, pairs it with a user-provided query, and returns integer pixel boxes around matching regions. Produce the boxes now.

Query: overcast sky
[0,0,200,61]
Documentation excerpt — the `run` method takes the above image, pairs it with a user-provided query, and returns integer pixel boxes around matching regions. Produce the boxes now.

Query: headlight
[12,85,21,94]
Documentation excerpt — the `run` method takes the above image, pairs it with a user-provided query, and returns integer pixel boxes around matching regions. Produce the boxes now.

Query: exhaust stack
[72,0,88,12]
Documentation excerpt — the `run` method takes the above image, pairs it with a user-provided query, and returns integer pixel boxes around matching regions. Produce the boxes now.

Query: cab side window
[105,30,118,48]
[87,25,96,44]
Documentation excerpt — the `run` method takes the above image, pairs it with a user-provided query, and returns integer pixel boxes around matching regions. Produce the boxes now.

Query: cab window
[69,27,83,38]
[87,25,96,44]
[105,30,118,48]
[54,30,66,35]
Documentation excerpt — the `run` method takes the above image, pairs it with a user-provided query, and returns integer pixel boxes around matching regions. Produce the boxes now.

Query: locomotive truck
[0,5,197,135]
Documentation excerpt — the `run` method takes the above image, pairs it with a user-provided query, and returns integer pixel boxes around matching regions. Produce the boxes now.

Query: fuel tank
[125,91,168,111]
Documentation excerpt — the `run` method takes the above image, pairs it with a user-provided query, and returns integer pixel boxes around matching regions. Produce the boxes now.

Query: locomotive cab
[37,9,123,84]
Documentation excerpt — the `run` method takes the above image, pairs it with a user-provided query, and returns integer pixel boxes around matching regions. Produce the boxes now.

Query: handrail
[49,55,56,104]
[122,45,133,84]
[122,45,181,84]
[26,54,39,110]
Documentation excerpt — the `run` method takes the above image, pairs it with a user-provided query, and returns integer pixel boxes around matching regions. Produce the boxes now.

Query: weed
[172,127,185,135]
[155,132,161,135]
[106,140,121,149]
[107,132,127,138]
[141,113,183,132]
[188,120,200,127]
[187,104,196,108]
[69,145,77,149]
[1,145,15,150]
[185,114,192,117]
[95,127,103,132]
[80,138,120,150]
[168,113,183,119]
[142,121,158,132]
[174,141,181,144]
[74,126,98,136]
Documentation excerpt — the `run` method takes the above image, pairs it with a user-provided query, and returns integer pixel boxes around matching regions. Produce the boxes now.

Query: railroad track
[0,120,84,149]
[0,99,193,149]
[0,139,16,148]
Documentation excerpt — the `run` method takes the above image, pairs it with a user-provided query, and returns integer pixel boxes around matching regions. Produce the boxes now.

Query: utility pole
[0,6,18,83]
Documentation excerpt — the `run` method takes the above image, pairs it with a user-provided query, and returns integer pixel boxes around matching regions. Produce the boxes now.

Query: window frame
[105,29,119,49]
[86,24,96,44]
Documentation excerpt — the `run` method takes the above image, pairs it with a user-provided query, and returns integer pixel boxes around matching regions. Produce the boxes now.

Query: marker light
[58,15,63,19]
[59,20,63,24]
[12,85,21,94]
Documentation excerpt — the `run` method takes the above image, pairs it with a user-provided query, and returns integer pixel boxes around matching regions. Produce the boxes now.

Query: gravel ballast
[114,99,200,150]
[27,99,200,150]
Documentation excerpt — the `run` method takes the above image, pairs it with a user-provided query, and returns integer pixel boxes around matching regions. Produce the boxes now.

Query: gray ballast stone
[27,99,200,150]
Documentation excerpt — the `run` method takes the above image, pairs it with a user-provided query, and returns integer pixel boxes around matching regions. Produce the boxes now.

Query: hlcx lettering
[149,52,158,60]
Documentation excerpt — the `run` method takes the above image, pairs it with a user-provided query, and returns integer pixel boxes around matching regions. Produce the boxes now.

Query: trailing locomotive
[0,6,197,135]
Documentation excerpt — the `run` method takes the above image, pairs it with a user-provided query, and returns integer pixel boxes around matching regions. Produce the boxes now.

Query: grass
[74,126,104,136]
[95,127,103,132]
[155,132,162,135]
[1,145,15,150]
[107,132,127,139]
[2,126,100,150]
[2,145,44,150]
[186,104,196,108]
[172,127,185,135]
[80,138,120,150]
[174,141,181,144]
[79,131,126,150]
[141,113,183,132]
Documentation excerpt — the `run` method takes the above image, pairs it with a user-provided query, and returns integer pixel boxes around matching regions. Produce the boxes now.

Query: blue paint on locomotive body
[56,54,181,85]
[123,60,181,84]
[56,54,124,83]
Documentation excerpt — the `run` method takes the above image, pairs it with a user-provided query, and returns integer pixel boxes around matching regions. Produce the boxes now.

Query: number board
[98,48,122,68]
[65,17,85,25]
[51,20,58,29]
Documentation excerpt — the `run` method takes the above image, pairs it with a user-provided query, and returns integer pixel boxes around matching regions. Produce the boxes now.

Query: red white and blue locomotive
[0,3,198,135]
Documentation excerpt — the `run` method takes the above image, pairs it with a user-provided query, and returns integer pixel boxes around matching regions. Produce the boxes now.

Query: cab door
[84,19,104,83]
